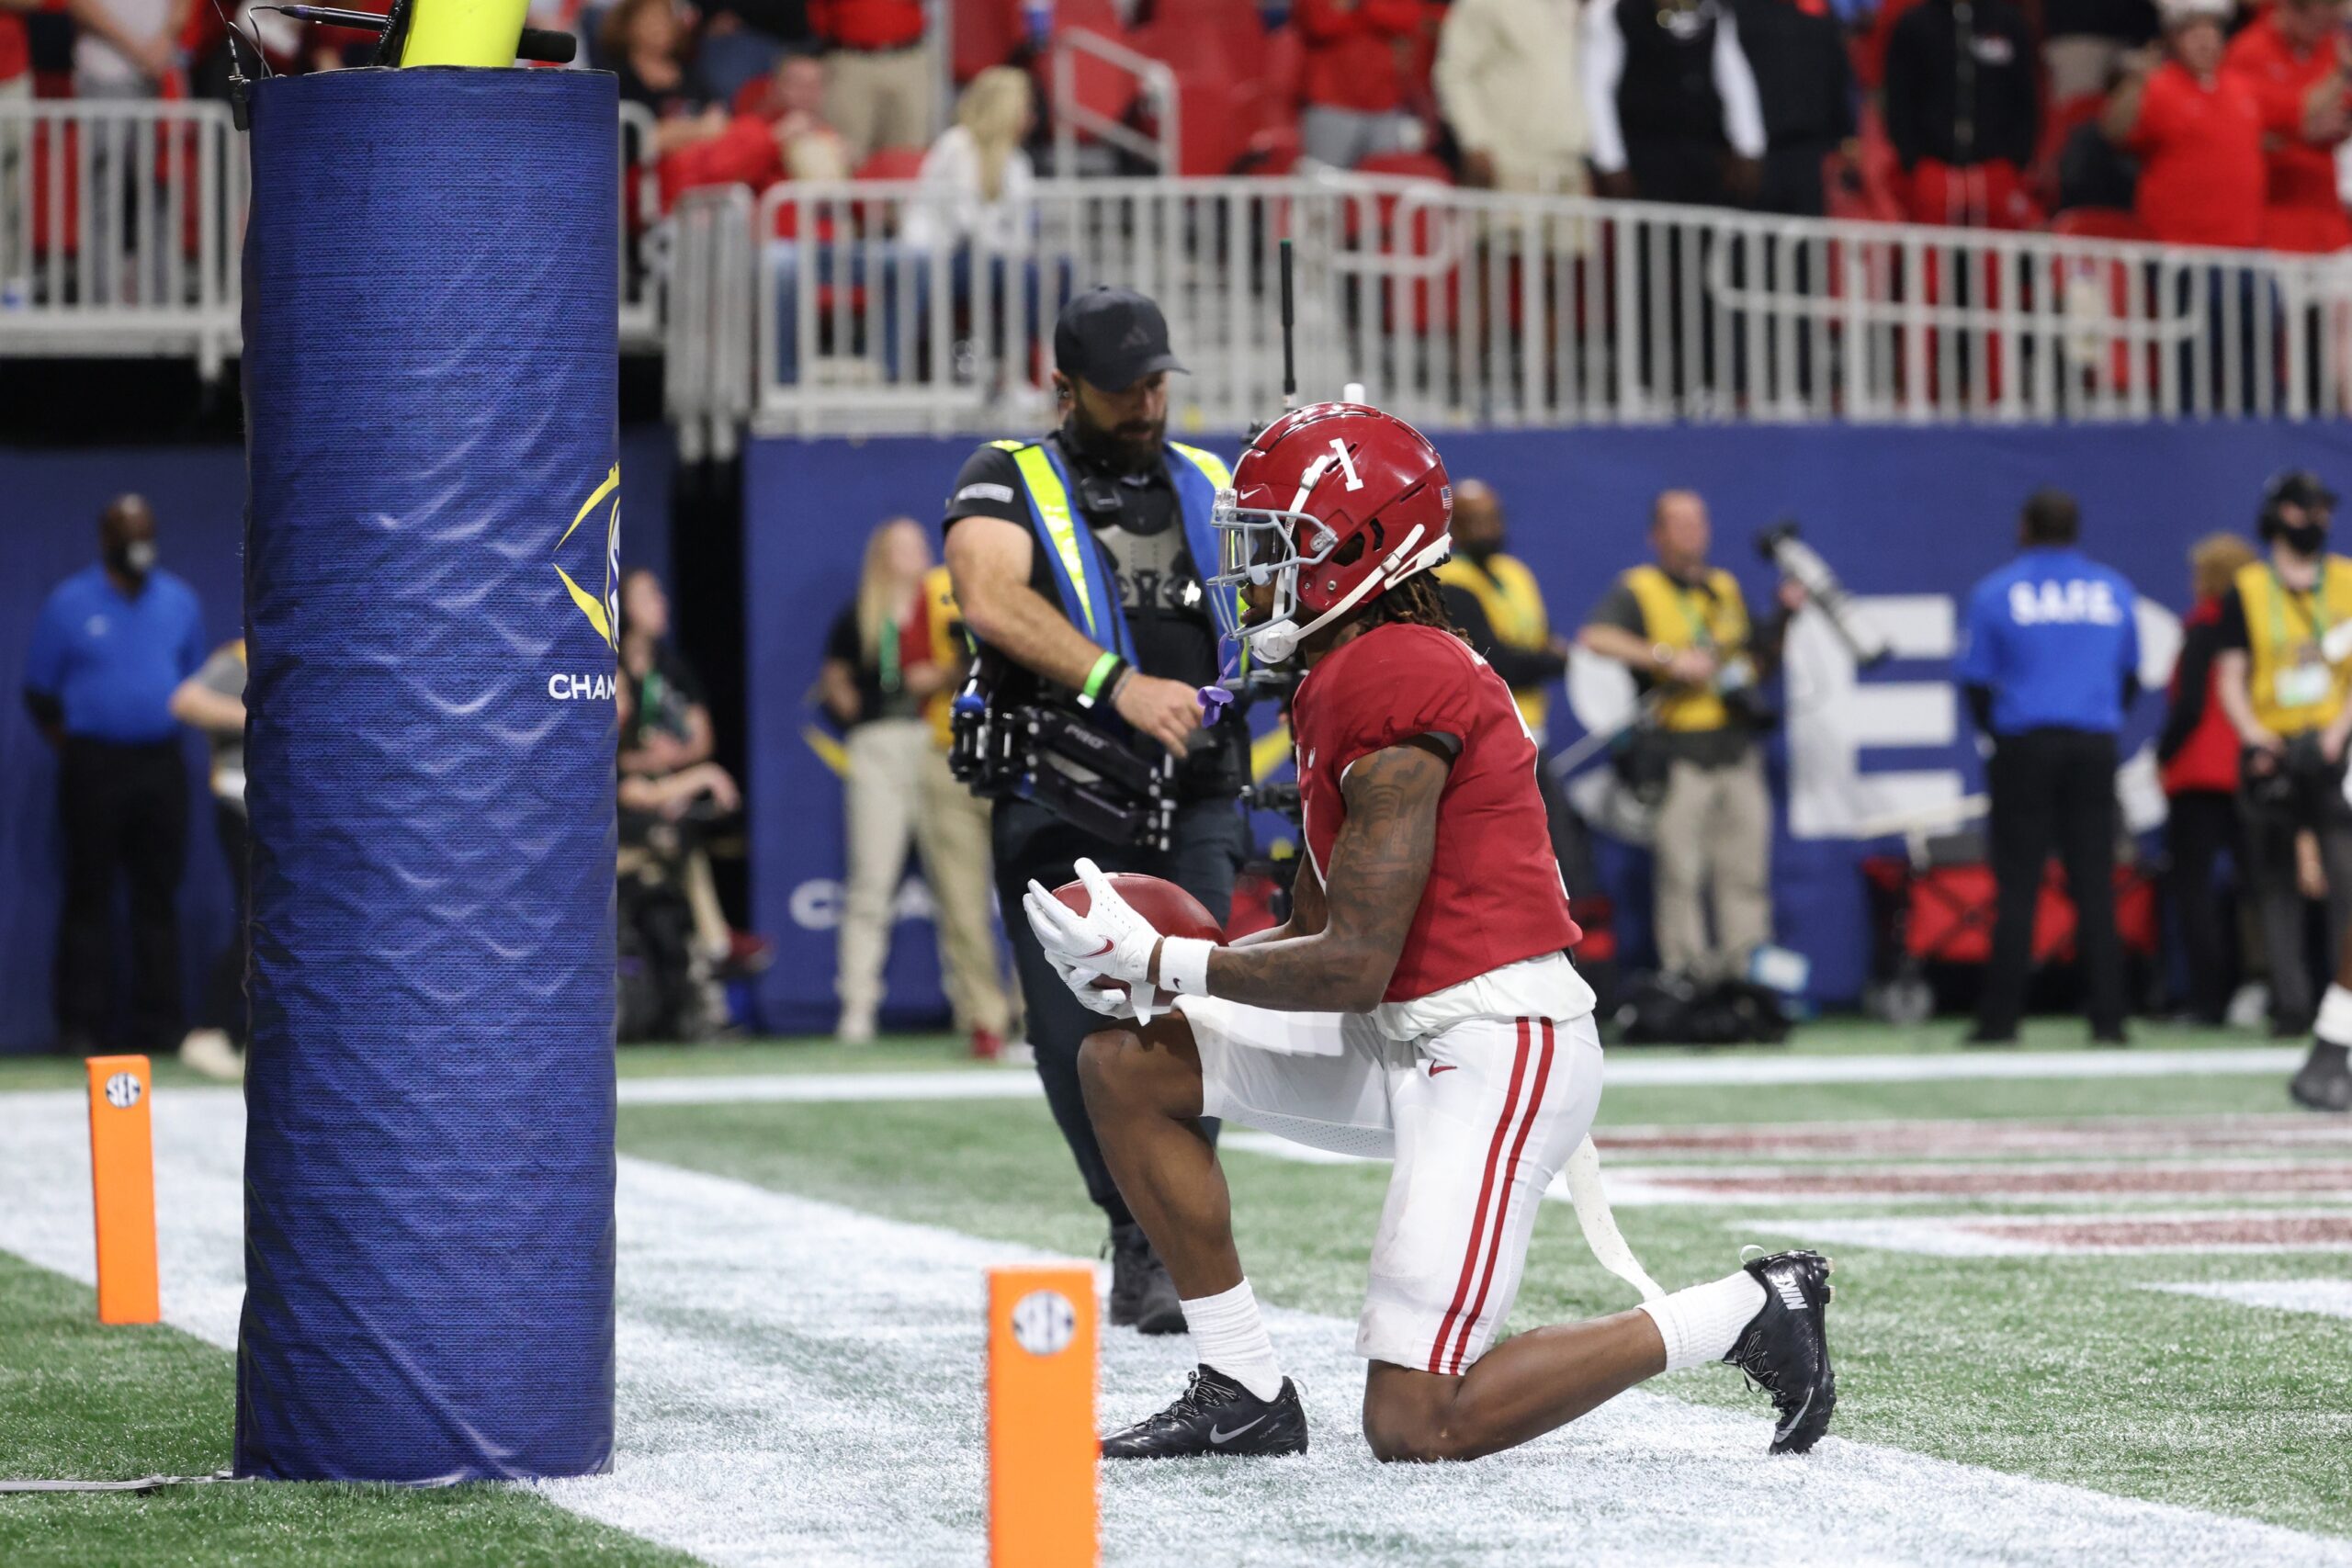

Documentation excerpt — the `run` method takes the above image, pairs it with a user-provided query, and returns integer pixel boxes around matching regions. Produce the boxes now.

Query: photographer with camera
[1578,489,1800,988]
[2214,470,2352,1042]
[941,287,1245,1336]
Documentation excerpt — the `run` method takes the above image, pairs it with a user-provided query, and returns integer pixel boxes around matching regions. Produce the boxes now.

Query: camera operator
[941,287,1245,1336]
[2214,470,2352,1039]
[1578,489,1800,987]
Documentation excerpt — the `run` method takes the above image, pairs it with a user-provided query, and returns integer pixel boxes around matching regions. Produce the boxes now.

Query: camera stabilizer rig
[949,667,1179,853]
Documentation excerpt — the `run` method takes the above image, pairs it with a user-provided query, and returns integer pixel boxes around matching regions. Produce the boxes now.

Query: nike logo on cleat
[1209,1416,1268,1444]
[1773,1276,1809,1313]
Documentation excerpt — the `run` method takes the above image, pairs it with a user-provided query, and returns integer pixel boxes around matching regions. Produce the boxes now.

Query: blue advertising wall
[0,434,673,1053]
[747,420,2352,1033]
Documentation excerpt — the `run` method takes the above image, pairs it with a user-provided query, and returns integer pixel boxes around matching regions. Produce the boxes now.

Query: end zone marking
[1744,1210,2352,1258]
[603,1046,2305,1111]
[2145,1280,2352,1320]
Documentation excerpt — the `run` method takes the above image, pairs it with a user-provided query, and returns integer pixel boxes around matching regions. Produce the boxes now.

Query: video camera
[1756,519,1888,668]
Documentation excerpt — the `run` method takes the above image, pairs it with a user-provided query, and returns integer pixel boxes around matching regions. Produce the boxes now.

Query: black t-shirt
[622,641,706,759]
[942,432,1222,693]
[614,59,713,120]
[823,602,929,728]
[943,429,1235,795]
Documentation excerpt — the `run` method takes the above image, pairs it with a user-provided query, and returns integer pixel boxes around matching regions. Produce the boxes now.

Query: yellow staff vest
[919,564,965,750]
[1623,564,1750,734]
[1435,552,1552,731]
[2235,555,2352,737]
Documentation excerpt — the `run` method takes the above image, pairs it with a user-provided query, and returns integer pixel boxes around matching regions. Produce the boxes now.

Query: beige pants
[1652,750,1773,983]
[824,47,935,164]
[837,717,1011,1035]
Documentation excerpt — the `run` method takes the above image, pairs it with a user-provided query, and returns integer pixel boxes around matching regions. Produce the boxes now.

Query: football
[1049,873,1223,997]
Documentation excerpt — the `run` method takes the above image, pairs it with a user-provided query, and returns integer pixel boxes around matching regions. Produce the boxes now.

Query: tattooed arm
[1171,739,1450,1011]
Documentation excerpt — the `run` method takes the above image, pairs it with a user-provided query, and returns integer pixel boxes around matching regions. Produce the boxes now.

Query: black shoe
[1724,1249,1838,1455]
[1105,1224,1187,1336]
[2091,1026,2130,1047]
[1962,1028,2017,1047]
[2289,1042,2352,1111]
[1100,1365,1308,1460]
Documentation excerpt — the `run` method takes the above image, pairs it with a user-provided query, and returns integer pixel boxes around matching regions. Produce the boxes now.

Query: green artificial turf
[0,1254,695,1568]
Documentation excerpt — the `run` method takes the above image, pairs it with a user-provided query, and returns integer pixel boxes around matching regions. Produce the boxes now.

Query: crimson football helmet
[1210,402,1453,662]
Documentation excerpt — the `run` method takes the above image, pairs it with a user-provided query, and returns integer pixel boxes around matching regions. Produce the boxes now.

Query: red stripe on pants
[1444,1018,1556,1374]
[1427,1019,1531,1374]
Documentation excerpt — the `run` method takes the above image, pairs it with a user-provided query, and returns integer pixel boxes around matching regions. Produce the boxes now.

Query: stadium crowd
[8,0,2352,254]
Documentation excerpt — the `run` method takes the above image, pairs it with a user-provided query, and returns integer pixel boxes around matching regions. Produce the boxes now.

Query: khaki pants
[824,47,935,164]
[1652,750,1772,983]
[837,717,1011,1035]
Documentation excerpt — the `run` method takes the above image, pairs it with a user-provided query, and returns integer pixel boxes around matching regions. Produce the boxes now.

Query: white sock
[2318,984,2352,1048]
[1639,1269,1768,1372]
[1182,1280,1283,1402]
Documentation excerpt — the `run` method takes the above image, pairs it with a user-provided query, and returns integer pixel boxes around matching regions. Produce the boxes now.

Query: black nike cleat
[1105,1224,1188,1335]
[1100,1365,1309,1460]
[1724,1249,1838,1456]
[2290,1042,2352,1111]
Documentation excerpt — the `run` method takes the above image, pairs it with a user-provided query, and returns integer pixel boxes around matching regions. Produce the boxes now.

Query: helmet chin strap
[1244,527,1451,664]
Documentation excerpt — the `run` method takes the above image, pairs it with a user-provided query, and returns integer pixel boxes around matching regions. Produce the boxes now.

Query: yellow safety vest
[985,435,1237,665]
[919,564,965,750]
[1435,552,1552,731]
[1623,564,1750,734]
[2236,555,2352,736]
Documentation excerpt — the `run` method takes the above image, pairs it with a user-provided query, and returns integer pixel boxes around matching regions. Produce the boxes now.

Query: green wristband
[1080,650,1125,707]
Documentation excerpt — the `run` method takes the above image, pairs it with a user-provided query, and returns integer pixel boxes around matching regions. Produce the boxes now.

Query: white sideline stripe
[1740,1210,2352,1258]
[2148,1280,2352,1320]
[608,1044,2303,1109]
[2,1098,2349,1567]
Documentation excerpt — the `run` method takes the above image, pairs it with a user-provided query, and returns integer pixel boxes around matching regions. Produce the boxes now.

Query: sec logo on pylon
[1011,1289,1077,1357]
[104,1072,141,1110]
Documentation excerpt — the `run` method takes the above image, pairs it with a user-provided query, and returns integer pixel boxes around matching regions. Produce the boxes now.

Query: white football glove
[1023,859,1167,1021]
[1024,859,1162,986]
[1039,942,1137,1021]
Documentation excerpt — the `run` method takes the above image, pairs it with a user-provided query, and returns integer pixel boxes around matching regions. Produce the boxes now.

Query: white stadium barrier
[11,110,2352,433]
[0,96,666,377]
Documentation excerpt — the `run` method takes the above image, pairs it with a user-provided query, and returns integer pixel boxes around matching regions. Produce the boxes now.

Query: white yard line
[1,1093,2348,1567]
[608,1044,2303,1110]
[1741,1210,2352,1258]
[2148,1280,2352,1320]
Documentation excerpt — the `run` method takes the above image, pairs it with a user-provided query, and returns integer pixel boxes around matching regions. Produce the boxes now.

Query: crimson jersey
[1290,621,1581,1003]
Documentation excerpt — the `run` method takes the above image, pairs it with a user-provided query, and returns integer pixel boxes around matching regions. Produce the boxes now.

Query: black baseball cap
[2265,469,2338,513]
[1054,288,1186,391]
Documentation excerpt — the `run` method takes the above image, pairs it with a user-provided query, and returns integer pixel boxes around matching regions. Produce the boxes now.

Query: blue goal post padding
[234,67,619,1483]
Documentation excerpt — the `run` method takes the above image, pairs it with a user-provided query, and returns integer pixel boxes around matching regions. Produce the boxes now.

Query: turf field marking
[2147,1280,2352,1320]
[1602,1160,2352,1205]
[600,1045,2303,1110]
[1599,1113,2352,1161]
[6,1096,2352,1566]
[1746,1209,2352,1258]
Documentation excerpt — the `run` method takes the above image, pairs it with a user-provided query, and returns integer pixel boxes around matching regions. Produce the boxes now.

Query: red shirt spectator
[2109,6,2266,248]
[809,0,921,51]
[2223,0,2352,253]
[1294,0,1424,114]
[0,9,28,92]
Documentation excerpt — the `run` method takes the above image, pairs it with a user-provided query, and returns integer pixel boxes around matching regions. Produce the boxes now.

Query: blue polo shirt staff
[22,495,208,1057]
[1953,489,2142,1046]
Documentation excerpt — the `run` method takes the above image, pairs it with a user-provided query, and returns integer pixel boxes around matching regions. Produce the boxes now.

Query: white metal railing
[702,174,2352,439]
[666,183,755,461]
[0,97,666,377]
[1050,29,1179,178]
[0,98,246,378]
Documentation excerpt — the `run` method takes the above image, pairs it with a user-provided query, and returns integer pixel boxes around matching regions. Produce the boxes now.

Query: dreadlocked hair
[1374,572,1470,645]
